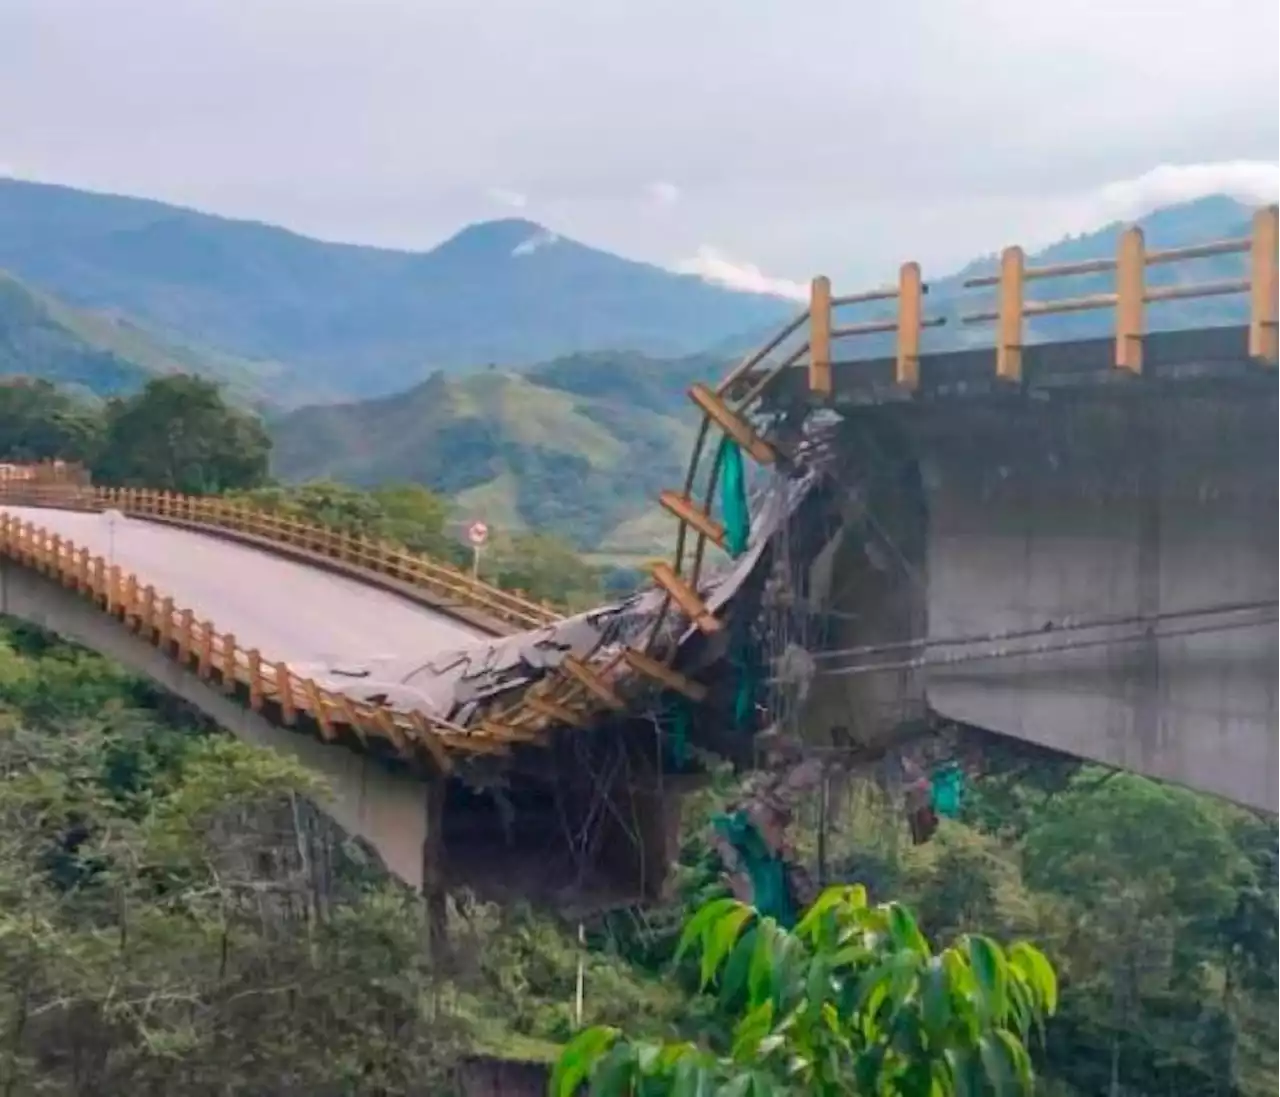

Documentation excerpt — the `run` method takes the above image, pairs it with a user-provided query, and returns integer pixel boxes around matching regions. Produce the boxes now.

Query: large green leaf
[551,1026,621,1097]
[965,935,1008,1024]
[701,903,755,990]
[1008,941,1058,1016]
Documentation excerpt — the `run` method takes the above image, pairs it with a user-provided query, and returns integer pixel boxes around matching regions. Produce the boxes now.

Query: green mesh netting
[713,810,796,927]
[729,634,758,732]
[717,436,750,558]
[930,764,965,818]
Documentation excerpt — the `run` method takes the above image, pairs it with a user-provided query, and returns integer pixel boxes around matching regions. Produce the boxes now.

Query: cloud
[0,0,1273,277]
[511,229,559,257]
[647,180,680,207]
[485,186,528,210]
[672,247,808,301]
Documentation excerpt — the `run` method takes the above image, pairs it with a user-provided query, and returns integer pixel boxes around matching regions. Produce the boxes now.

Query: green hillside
[0,269,284,407]
[268,355,718,551]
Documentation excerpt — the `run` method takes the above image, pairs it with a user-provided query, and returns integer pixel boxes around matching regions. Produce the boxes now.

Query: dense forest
[0,625,1274,1094]
[0,372,1276,1094]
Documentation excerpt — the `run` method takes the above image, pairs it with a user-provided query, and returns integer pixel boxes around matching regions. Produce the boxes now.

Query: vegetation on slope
[0,626,686,1094]
[0,625,1273,1095]
[0,270,282,406]
[268,353,721,552]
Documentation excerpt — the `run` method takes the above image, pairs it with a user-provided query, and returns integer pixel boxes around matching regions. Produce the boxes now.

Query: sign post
[466,520,489,579]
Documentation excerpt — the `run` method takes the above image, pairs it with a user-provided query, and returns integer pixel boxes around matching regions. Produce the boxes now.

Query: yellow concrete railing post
[996,246,1025,383]
[1250,204,1278,365]
[221,634,237,693]
[896,261,923,391]
[1115,226,1146,373]
[808,275,833,397]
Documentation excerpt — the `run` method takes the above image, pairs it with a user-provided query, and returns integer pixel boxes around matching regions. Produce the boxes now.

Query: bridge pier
[798,420,929,752]
[793,376,1278,815]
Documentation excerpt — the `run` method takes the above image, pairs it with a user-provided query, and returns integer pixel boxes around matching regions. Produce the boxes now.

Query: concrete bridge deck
[2,506,488,665]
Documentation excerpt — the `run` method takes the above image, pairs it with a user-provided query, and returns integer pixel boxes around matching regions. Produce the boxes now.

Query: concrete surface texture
[918,384,1278,813]
[2,504,489,666]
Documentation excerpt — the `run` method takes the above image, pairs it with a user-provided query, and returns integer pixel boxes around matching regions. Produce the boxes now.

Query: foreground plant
[552,885,1057,1096]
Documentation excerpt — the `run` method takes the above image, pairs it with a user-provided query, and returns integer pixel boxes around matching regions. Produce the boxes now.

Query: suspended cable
[811,598,1278,663]
[803,612,1275,681]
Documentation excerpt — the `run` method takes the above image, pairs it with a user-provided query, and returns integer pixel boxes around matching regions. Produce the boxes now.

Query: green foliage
[0,271,152,397]
[230,479,606,606]
[554,887,1056,1096]
[94,374,271,494]
[487,531,605,609]
[0,627,697,1093]
[231,478,460,561]
[0,268,279,404]
[0,377,104,463]
[268,364,708,553]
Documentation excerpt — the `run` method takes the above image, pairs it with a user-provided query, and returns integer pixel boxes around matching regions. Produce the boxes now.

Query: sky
[2,0,1277,298]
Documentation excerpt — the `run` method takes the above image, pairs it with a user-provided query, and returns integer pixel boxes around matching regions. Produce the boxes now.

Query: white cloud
[512,229,559,257]
[647,180,681,207]
[485,186,528,210]
[1032,160,1280,247]
[672,247,808,301]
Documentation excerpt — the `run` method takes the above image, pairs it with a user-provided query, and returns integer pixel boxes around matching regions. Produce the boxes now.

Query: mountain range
[0,177,792,403]
[0,178,1266,554]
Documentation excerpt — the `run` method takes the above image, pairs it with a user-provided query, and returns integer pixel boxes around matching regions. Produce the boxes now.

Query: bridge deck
[1,507,488,671]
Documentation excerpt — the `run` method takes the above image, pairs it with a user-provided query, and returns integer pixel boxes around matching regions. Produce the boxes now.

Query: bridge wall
[0,561,434,889]
[914,381,1277,812]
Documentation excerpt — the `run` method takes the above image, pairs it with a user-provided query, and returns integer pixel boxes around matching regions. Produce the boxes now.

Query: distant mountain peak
[433,218,556,257]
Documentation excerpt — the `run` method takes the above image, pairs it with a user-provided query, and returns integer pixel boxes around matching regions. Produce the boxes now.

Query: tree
[94,374,270,494]
[553,886,1058,1096]
[489,531,602,608]
[0,378,104,463]
[368,482,454,557]
[231,479,463,564]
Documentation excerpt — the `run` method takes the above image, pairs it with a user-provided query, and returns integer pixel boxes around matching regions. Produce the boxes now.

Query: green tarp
[930,763,965,818]
[717,436,750,558]
[712,810,796,927]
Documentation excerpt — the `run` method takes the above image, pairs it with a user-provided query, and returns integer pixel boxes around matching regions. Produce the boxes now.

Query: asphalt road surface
[3,507,489,669]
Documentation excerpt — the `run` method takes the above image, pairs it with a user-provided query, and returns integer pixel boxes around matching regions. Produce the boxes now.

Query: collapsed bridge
[1,208,1276,908]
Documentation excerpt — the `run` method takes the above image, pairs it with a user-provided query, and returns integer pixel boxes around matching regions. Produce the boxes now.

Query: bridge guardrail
[0,480,562,633]
[0,512,515,770]
[959,205,1279,380]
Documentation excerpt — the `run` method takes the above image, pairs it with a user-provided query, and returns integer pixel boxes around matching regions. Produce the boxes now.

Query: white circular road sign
[467,520,490,547]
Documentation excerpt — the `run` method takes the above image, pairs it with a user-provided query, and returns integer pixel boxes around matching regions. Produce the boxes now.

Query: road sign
[467,520,490,547]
